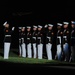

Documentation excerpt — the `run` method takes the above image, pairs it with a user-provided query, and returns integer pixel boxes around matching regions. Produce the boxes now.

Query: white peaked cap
[19,27,22,29]
[3,21,7,26]
[38,25,42,28]
[71,21,75,24]
[27,26,31,28]
[48,24,53,27]
[57,23,62,26]
[63,22,69,25]
[22,27,25,29]
[33,25,37,28]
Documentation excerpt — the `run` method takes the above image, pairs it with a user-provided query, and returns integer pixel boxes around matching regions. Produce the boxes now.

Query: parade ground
[0,49,75,70]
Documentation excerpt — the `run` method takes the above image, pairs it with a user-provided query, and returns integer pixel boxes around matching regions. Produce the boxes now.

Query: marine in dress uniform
[3,21,15,59]
[37,25,43,59]
[70,21,75,62]
[21,27,26,57]
[63,22,70,62]
[56,23,63,61]
[19,27,22,56]
[44,24,48,31]
[27,26,32,58]
[43,24,48,58]
[32,25,37,58]
[45,24,54,60]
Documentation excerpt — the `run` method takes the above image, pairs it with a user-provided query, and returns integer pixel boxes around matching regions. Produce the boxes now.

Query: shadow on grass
[45,60,75,66]
[0,53,3,57]
[12,51,19,55]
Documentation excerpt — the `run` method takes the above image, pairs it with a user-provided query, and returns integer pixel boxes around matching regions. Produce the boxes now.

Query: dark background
[0,1,75,49]
[0,1,75,71]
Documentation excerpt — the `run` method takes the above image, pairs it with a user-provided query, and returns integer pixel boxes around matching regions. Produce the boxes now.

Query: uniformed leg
[33,43,36,58]
[4,43,11,59]
[74,45,75,61]
[19,45,22,56]
[27,43,32,58]
[63,43,69,61]
[71,45,75,61]
[57,44,62,60]
[46,43,52,60]
[38,44,43,59]
[21,43,26,57]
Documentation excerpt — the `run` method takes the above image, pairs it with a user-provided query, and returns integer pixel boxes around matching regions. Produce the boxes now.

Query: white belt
[21,38,24,39]
[27,38,30,40]
[57,36,61,43]
[38,37,41,39]
[33,37,36,39]
[57,36,61,39]
[63,36,67,38]
[5,35,11,37]
[47,37,51,39]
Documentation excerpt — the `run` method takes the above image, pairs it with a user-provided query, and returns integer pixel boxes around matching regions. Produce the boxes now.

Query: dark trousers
[71,45,75,61]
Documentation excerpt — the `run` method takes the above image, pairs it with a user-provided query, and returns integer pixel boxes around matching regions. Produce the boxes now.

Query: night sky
[0,1,75,49]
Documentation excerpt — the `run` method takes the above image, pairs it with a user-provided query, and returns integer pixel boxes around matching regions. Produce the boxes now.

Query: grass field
[0,49,75,65]
[0,56,75,65]
[0,56,57,64]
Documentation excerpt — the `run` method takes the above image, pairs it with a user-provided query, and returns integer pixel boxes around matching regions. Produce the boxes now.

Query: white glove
[3,21,7,26]
[19,27,22,29]
[12,27,15,31]
[44,24,48,28]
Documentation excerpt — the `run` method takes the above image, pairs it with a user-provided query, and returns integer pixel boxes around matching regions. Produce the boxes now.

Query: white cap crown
[38,25,42,28]
[27,26,31,28]
[63,22,69,25]
[48,24,53,27]
[57,23,62,26]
